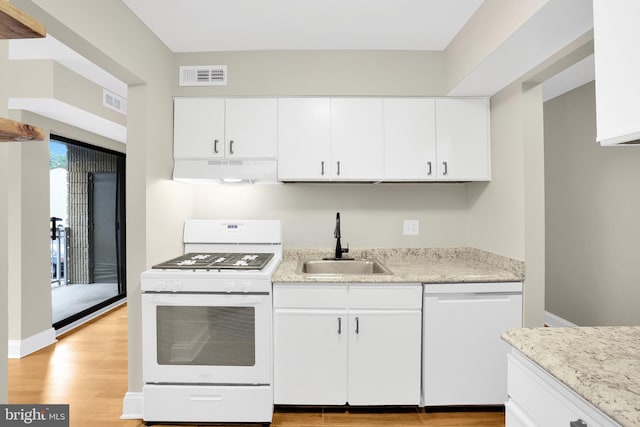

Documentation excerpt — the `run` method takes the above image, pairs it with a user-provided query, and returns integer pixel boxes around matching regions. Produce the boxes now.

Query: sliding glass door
[49,135,126,330]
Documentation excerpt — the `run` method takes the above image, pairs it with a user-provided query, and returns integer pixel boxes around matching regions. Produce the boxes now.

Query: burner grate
[152,252,274,270]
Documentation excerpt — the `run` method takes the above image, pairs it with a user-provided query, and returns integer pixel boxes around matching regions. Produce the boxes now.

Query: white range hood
[173,158,278,184]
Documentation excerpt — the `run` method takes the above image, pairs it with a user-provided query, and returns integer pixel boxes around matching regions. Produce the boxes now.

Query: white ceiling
[121,0,484,52]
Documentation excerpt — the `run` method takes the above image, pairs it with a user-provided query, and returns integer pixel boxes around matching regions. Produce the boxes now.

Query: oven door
[142,292,271,385]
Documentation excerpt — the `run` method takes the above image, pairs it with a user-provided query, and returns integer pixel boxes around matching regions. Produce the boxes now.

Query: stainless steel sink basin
[296,258,393,275]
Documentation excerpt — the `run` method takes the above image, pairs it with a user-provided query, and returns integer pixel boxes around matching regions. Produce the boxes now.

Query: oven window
[156,306,255,366]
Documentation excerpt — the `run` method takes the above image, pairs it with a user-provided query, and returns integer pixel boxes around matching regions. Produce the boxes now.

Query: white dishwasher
[421,282,522,407]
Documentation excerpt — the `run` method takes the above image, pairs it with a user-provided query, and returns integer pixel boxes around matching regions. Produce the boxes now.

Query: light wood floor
[8,304,505,427]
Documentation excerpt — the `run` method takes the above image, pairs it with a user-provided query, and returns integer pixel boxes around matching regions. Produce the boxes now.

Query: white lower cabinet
[506,350,619,427]
[273,283,422,405]
[347,310,422,405]
[273,309,348,405]
[422,282,523,406]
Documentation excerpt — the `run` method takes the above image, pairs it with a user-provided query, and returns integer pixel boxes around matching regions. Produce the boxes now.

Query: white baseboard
[544,311,578,327]
[121,391,144,420]
[55,298,127,337]
[8,327,57,359]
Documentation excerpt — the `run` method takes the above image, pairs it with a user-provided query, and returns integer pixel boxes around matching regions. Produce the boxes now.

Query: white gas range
[141,219,281,424]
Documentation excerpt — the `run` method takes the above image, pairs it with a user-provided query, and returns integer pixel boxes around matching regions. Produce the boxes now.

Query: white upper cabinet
[330,98,385,181]
[278,97,385,181]
[435,98,490,181]
[593,0,640,145]
[278,98,332,181]
[175,96,490,182]
[173,97,225,159]
[225,98,278,158]
[383,98,437,181]
[173,98,277,160]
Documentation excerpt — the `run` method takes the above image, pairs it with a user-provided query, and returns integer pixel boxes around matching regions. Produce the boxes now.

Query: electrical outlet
[403,220,419,236]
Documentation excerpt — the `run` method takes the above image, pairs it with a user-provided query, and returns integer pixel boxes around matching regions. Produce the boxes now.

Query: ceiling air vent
[103,89,127,115]
[179,65,227,86]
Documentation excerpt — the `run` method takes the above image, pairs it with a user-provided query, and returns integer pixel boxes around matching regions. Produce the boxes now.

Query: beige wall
[194,183,468,249]
[467,82,545,327]
[5,129,52,341]
[0,140,7,401]
[175,50,447,97]
[521,84,546,328]
[1,40,9,403]
[544,81,640,326]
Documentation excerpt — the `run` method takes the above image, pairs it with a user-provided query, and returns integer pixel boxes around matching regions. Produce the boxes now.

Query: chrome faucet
[333,212,350,259]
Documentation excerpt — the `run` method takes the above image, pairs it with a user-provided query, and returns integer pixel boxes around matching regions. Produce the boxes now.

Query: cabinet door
[278,98,331,181]
[507,351,619,427]
[423,291,522,406]
[173,98,225,159]
[384,98,437,181]
[225,98,278,158]
[330,98,384,180]
[593,0,640,145]
[347,310,422,405]
[435,98,490,181]
[273,310,348,405]
[505,399,537,427]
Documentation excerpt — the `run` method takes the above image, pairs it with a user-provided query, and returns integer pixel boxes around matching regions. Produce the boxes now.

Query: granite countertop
[272,247,524,283]
[502,326,640,427]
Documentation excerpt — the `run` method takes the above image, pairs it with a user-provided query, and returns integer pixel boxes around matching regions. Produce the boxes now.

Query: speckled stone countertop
[272,247,524,283]
[502,327,640,427]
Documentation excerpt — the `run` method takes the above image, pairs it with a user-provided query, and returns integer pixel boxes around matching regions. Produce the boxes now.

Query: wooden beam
[0,117,45,142]
[0,0,46,39]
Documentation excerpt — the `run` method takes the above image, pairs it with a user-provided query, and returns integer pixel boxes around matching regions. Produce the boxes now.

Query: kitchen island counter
[502,326,640,427]
[272,247,524,283]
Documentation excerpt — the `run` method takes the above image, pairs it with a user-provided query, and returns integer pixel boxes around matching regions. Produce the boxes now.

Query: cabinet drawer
[507,352,617,427]
[273,284,347,309]
[143,384,272,423]
[349,284,422,309]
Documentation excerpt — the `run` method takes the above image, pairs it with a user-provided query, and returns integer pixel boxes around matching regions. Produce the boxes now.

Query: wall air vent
[102,89,127,115]
[179,65,228,86]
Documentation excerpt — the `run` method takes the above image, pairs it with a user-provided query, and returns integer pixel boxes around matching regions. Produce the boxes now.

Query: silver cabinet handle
[427,161,432,176]
[442,161,448,176]
[213,139,219,154]
[321,161,325,176]
[337,317,342,334]
[355,317,359,334]
[229,140,234,155]
[570,420,588,427]
[337,161,341,176]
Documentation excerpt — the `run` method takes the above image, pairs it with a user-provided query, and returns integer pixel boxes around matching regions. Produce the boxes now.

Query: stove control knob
[157,280,167,292]
[241,280,251,293]
[225,280,235,293]
[172,281,182,292]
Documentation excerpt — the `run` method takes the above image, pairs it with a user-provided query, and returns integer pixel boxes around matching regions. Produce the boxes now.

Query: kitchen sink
[296,258,393,275]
